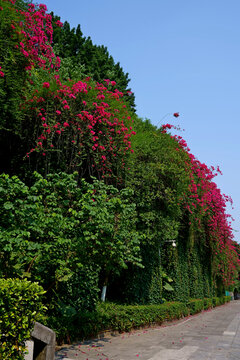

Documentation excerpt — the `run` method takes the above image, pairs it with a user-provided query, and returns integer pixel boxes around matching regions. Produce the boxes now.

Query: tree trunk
[101,273,109,302]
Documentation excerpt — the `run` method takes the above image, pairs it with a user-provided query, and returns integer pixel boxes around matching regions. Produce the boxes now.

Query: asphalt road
[55,300,240,360]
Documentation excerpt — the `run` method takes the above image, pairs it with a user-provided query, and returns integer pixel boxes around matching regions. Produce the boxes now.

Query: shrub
[73,301,189,340]
[187,298,205,315]
[212,297,220,307]
[204,298,213,309]
[53,297,232,343]
[223,295,231,303]
[0,278,46,360]
[212,296,231,307]
[212,296,223,307]
[187,296,231,314]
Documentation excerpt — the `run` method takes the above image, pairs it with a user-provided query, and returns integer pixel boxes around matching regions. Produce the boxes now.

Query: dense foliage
[0,0,239,345]
[0,172,141,303]
[107,118,238,304]
[0,278,45,360]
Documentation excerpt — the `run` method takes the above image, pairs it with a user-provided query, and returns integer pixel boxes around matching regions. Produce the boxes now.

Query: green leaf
[3,202,13,210]
[163,283,174,291]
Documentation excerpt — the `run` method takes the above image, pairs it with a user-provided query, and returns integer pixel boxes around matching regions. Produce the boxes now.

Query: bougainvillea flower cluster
[2,0,61,72]
[24,76,135,179]
[0,0,135,180]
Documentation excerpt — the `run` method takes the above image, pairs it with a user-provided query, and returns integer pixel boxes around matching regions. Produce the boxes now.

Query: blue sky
[43,0,240,241]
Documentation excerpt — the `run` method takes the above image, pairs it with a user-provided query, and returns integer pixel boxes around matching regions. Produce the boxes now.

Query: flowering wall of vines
[0,0,239,298]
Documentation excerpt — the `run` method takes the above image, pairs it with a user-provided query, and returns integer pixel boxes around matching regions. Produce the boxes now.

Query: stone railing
[25,322,56,360]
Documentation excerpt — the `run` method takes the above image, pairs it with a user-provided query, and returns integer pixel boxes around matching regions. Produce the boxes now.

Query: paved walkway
[55,301,240,360]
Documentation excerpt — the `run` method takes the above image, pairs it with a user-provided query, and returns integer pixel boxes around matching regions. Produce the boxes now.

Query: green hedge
[68,296,232,341]
[0,278,46,360]
[204,297,213,309]
[212,296,231,307]
[73,302,189,340]
[49,295,232,343]
[224,296,232,303]
[187,299,205,315]
[188,296,231,315]
[98,301,189,331]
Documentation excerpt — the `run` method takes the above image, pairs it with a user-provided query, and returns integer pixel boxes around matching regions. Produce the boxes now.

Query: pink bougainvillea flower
[27,3,35,9]
[38,4,47,11]
[55,20,63,27]
[43,82,50,88]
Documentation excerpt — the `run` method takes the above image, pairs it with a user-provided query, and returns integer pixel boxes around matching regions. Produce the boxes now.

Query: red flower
[55,20,63,27]
[173,112,180,117]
